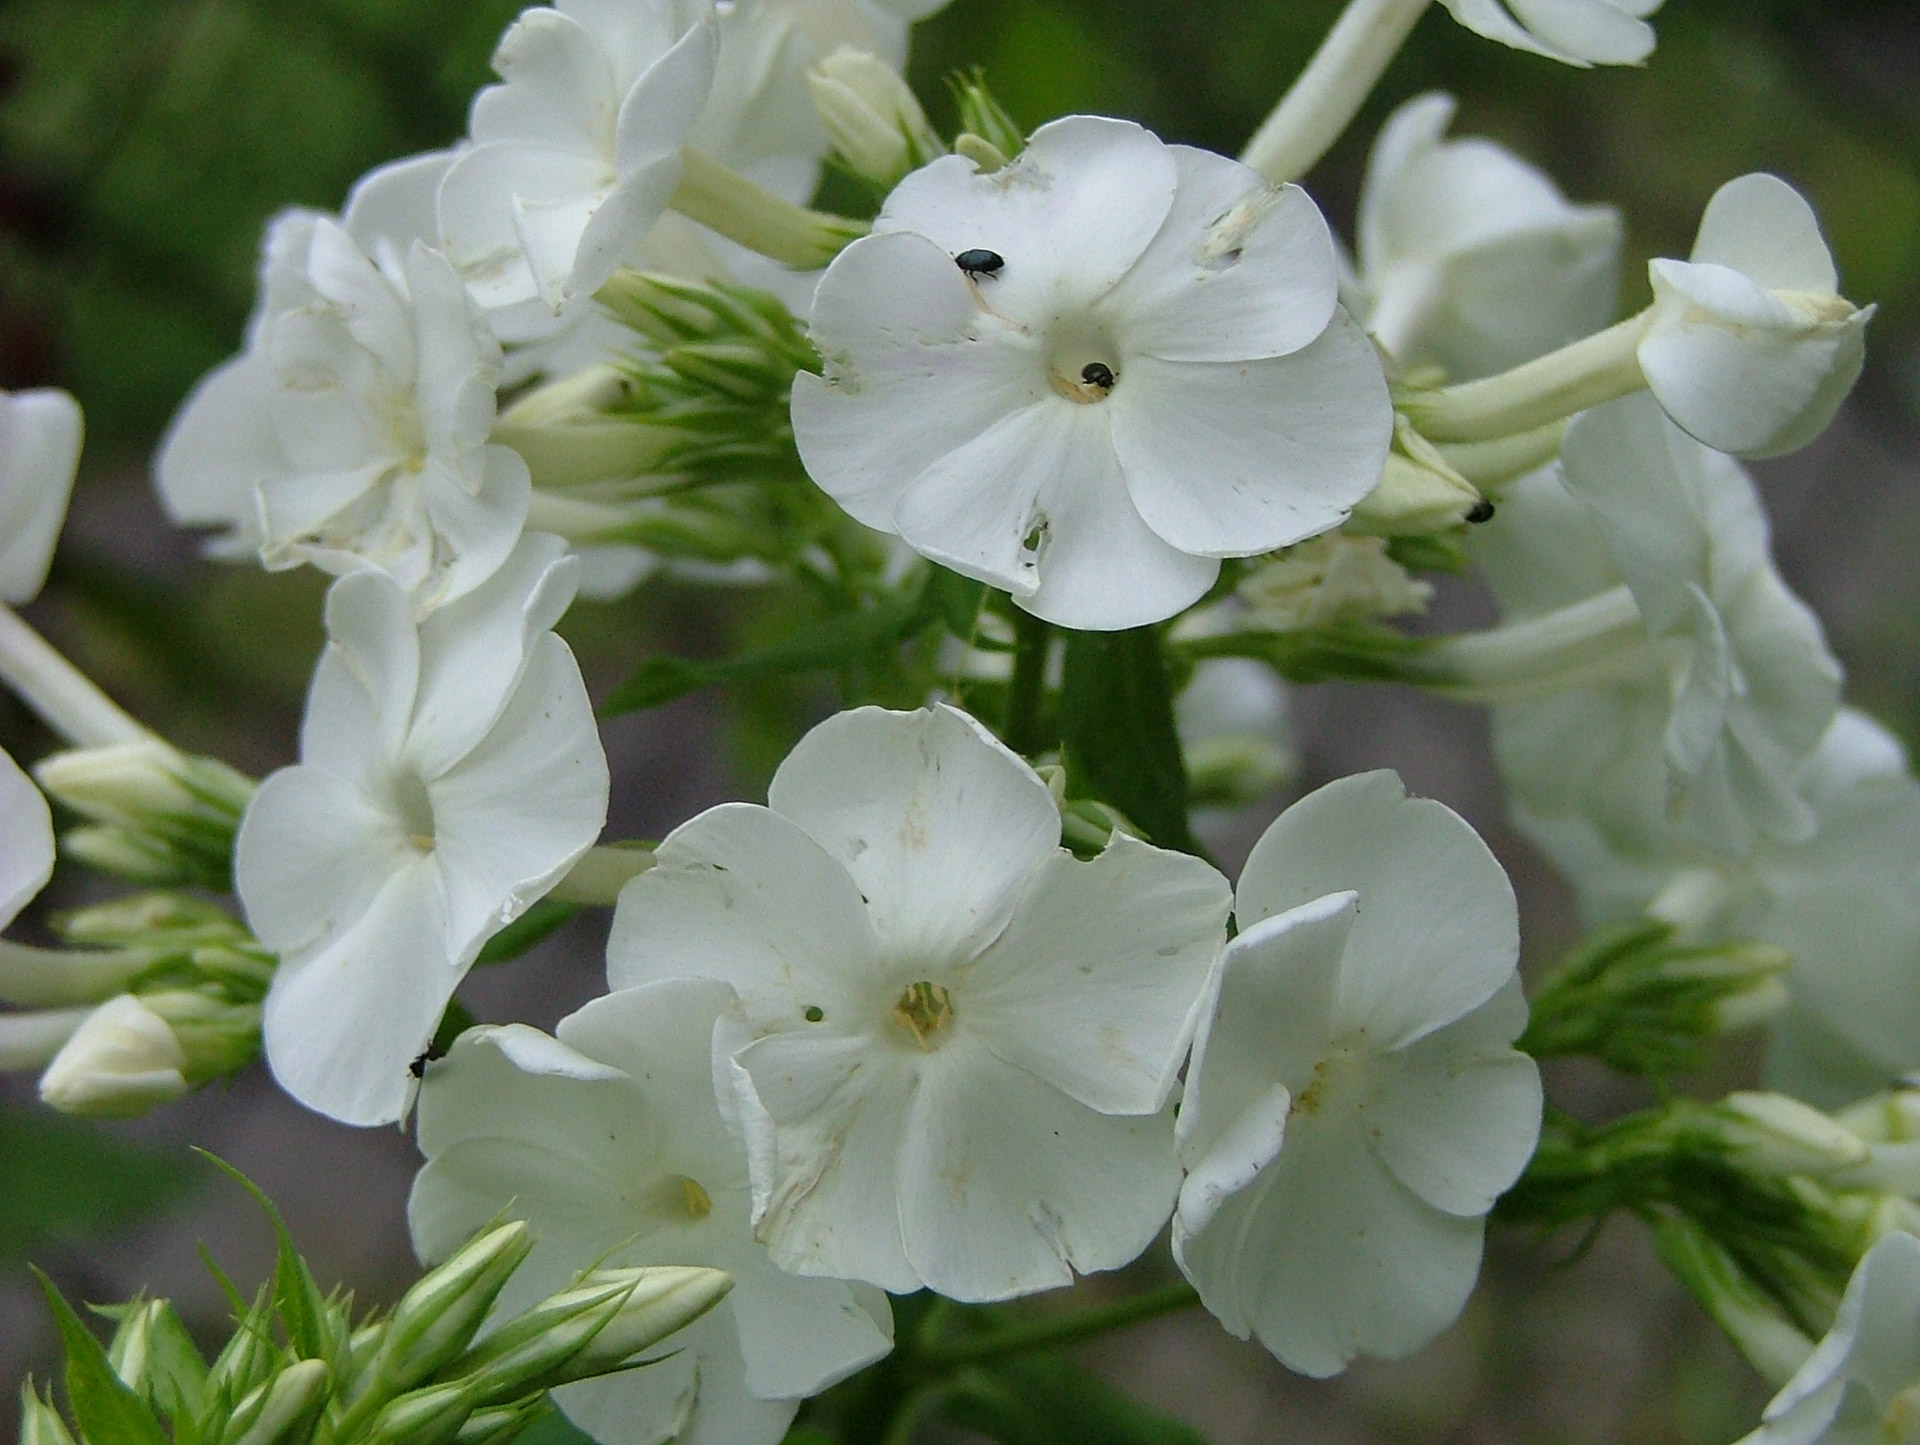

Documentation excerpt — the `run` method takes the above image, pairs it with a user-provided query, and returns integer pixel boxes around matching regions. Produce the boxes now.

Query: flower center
[1046,321,1121,405]
[392,771,436,853]
[893,981,954,1049]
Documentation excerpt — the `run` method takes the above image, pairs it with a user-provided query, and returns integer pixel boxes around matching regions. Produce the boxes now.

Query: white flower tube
[609,704,1231,1300]
[1174,770,1541,1376]
[235,534,608,1126]
[437,0,718,314]
[1737,1231,1920,1445]
[1639,173,1872,458]
[0,387,82,605]
[411,981,893,1445]
[793,117,1392,630]
[157,213,532,613]
[1353,93,1621,380]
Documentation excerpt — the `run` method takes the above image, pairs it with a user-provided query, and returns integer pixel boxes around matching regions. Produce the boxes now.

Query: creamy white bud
[1716,1092,1872,1176]
[808,48,942,190]
[38,994,189,1117]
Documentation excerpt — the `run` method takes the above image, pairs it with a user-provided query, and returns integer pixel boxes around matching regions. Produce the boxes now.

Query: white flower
[1512,708,1920,1107]
[411,980,892,1445]
[1639,173,1872,459]
[0,388,82,605]
[608,703,1231,1300]
[37,993,189,1117]
[1471,393,1840,859]
[792,116,1392,631]
[1737,1231,1920,1445]
[1,744,53,936]
[235,534,608,1126]
[438,0,718,314]
[1352,93,1621,381]
[1438,0,1662,66]
[1173,770,1541,1376]
[156,212,531,612]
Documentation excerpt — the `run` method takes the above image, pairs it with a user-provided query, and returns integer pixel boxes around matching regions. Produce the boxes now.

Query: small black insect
[955,248,1005,280]
[408,1043,448,1079]
[1081,362,1116,389]
[1465,499,1497,525]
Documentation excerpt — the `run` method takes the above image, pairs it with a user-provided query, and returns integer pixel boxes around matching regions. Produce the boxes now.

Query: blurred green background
[0,2,1917,1442]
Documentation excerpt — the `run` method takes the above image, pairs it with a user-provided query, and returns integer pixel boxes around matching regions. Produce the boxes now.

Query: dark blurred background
[1,1,1917,1441]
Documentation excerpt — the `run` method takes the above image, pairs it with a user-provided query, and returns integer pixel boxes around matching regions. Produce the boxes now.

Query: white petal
[264,308,391,474]
[897,1034,1180,1301]
[611,15,715,175]
[732,1029,921,1292]
[1175,1080,1291,1241]
[792,229,1045,531]
[0,747,53,931]
[1508,0,1656,63]
[1100,156,1338,363]
[153,353,283,553]
[0,389,82,604]
[1175,1103,1486,1375]
[235,765,410,955]
[551,1334,700,1445]
[1691,174,1837,293]
[1364,978,1541,1216]
[1439,0,1569,61]
[1177,893,1353,1170]
[877,116,1179,322]
[1110,310,1392,558]
[1357,93,1456,276]
[319,568,420,759]
[961,833,1229,1115]
[724,1264,893,1402]
[1236,771,1519,1049]
[609,803,881,1031]
[304,220,416,381]
[416,444,534,611]
[471,8,620,153]
[1767,883,1920,1081]
[408,532,576,774]
[439,142,616,311]
[768,705,1061,970]
[344,150,453,277]
[262,857,454,1125]
[429,634,606,961]
[405,244,501,455]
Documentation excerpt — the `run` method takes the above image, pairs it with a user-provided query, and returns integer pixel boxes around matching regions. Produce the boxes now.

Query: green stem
[1002,609,1052,757]
[0,604,153,748]
[1400,313,1651,444]
[670,150,868,269]
[922,1282,1201,1367]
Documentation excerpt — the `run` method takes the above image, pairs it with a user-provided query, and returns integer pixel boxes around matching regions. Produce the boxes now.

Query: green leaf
[194,1153,331,1361]
[0,1102,193,1267]
[32,1269,172,1445]
[474,900,581,967]
[601,591,934,717]
[936,1355,1208,1445]
[1060,627,1195,855]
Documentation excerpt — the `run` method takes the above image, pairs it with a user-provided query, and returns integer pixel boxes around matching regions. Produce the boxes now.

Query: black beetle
[955,248,1005,280]
[1081,362,1116,389]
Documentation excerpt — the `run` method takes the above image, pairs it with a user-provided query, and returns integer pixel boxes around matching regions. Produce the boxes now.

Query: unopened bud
[18,1382,77,1445]
[38,994,188,1116]
[228,1359,330,1445]
[809,47,943,190]
[1715,1092,1872,1176]
[559,1266,734,1381]
[453,1400,546,1445]
[36,741,253,888]
[371,1222,535,1395]
[108,1298,208,1421]
[1349,419,1485,536]
[364,1379,481,1445]
[953,74,1023,163]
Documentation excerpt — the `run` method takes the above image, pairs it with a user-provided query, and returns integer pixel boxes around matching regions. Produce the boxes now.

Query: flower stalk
[1399,312,1651,443]
[0,605,152,749]
[670,150,869,269]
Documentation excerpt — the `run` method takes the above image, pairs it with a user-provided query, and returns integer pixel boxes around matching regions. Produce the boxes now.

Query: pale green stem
[1437,420,1570,489]
[525,490,666,544]
[1401,312,1651,444]
[0,605,153,748]
[1240,0,1433,183]
[671,150,868,270]
[0,1005,91,1071]
[549,845,656,906]
[1417,585,1656,701]
[0,941,155,1008]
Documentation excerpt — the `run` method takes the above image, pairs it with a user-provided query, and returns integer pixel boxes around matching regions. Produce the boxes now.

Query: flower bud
[38,994,188,1116]
[452,1400,545,1445]
[1651,1215,1814,1386]
[1348,419,1485,536]
[0,938,154,1008]
[1714,1092,1872,1177]
[36,741,253,888]
[18,1383,77,1445]
[107,1297,208,1421]
[370,1222,535,1395]
[557,1266,734,1381]
[1236,535,1432,633]
[364,1379,481,1445]
[228,1358,330,1445]
[808,47,943,191]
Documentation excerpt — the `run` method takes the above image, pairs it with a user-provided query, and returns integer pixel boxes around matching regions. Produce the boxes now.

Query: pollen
[893,980,955,1049]
[680,1177,713,1220]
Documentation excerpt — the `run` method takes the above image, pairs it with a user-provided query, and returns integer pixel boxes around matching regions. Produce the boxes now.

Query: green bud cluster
[25,1209,731,1445]
[35,741,255,891]
[1519,918,1789,1077]
[949,71,1024,170]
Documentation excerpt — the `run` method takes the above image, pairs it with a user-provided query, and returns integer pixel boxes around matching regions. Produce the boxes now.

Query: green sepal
[1175,623,1433,686]
[194,1153,334,1364]
[31,1268,172,1445]
[1059,627,1196,856]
